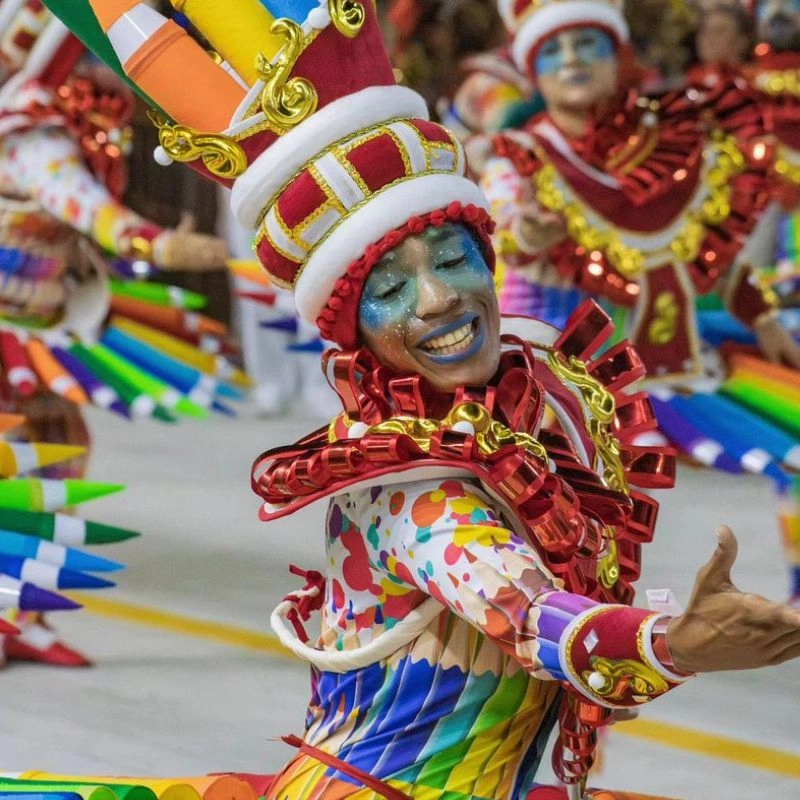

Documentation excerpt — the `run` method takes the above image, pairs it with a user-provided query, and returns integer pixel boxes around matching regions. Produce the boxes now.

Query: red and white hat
[498,0,629,75]
[62,0,492,349]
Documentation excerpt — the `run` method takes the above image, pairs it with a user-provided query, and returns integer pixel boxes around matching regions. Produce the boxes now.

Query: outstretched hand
[666,526,800,674]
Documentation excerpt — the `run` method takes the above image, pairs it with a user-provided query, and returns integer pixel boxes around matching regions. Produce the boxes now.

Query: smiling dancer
[28,0,800,798]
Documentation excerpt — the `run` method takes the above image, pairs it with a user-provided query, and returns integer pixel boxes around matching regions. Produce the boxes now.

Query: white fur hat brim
[511,1,629,74]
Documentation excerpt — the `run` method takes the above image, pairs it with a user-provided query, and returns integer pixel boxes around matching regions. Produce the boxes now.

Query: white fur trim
[511,1,628,73]
[231,85,429,228]
[272,595,444,672]
[294,174,489,322]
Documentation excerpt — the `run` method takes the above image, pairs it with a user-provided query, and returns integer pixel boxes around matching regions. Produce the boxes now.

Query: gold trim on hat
[148,110,248,179]
[256,18,319,132]
[328,0,368,38]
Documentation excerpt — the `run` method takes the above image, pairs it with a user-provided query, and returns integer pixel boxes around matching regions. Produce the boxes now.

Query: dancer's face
[358,223,500,392]
[534,27,619,113]
[756,0,800,51]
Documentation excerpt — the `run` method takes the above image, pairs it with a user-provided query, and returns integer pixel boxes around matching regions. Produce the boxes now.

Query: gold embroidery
[583,656,670,704]
[148,110,247,179]
[533,132,745,278]
[647,291,679,345]
[547,351,628,494]
[256,19,318,132]
[328,0,367,38]
[331,402,548,461]
[597,526,620,589]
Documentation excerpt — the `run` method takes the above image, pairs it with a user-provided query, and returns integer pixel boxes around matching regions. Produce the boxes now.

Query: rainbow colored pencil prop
[168,0,282,84]
[0,529,123,572]
[0,785,151,800]
[69,343,167,421]
[87,0,245,130]
[101,328,239,407]
[0,508,139,546]
[0,478,124,511]
[26,339,88,405]
[686,392,800,470]
[0,793,83,800]
[111,317,250,387]
[649,395,741,473]
[1,776,259,800]
[227,259,271,289]
[0,555,115,590]
[41,0,164,109]
[665,393,788,483]
[86,344,208,419]
[110,280,207,311]
[730,353,800,392]
[0,784,161,800]
[0,331,37,395]
[50,343,131,418]
[0,442,87,478]
[722,377,800,438]
[0,574,80,611]
[110,295,227,339]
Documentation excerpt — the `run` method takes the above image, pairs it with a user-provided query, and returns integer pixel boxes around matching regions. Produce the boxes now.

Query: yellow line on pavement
[613,717,800,779]
[71,593,291,659]
[74,593,800,780]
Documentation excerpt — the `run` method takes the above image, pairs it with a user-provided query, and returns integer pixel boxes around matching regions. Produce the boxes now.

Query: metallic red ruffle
[253,301,676,607]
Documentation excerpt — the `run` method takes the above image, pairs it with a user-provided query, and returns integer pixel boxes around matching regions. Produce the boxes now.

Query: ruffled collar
[252,303,675,604]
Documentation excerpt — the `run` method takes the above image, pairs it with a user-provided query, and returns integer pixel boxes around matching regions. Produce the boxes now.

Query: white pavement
[0,402,798,799]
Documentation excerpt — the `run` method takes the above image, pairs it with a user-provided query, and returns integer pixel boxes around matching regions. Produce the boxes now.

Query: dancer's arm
[0,127,227,270]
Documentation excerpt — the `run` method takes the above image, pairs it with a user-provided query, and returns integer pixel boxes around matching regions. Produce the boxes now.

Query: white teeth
[421,322,476,356]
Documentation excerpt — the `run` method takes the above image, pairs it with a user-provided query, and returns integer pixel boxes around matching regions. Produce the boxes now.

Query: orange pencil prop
[26,339,88,405]
[88,0,245,130]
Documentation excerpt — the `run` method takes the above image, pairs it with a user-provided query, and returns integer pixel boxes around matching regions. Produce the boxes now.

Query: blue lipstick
[418,315,485,365]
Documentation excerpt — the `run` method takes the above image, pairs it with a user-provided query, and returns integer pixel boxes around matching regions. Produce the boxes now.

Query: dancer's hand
[666,526,800,673]
[754,315,800,369]
[152,213,229,271]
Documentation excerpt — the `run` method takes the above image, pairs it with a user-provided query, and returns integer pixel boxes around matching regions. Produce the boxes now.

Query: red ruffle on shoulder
[253,301,675,606]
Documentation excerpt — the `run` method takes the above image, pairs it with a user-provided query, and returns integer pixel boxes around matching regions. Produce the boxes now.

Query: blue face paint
[359,224,492,334]
[534,27,616,77]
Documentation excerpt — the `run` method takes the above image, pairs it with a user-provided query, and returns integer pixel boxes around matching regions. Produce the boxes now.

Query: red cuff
[561,606,689,708]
